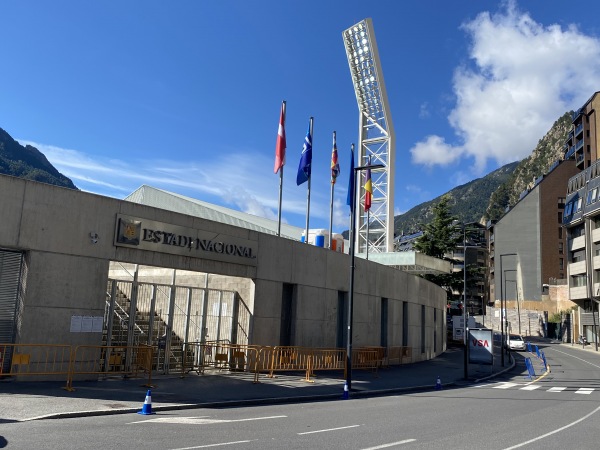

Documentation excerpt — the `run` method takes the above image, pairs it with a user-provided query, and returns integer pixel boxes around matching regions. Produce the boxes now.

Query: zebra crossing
[475,382,596,395]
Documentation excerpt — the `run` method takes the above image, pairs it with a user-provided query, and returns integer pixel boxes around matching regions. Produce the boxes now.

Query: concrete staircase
[104,282,184,370]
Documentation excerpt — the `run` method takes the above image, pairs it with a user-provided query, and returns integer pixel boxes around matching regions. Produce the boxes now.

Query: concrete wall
[494,189,541,301]
[0,175,447,362]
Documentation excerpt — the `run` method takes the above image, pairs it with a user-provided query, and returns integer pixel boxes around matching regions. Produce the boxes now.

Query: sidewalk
[0,345,517,423]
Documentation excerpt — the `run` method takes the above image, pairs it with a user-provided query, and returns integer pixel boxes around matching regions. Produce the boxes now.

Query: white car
[507,334,526,351]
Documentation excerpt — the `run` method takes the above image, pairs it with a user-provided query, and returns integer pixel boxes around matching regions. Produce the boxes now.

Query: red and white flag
[274,101,286,174]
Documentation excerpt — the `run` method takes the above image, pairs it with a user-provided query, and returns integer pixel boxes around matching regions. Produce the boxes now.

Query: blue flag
[346,145,355,212]
[296,120,312,185]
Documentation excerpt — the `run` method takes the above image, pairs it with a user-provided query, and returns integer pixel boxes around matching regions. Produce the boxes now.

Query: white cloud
[419,102,430,118]
[411,0,600,173]
[17,139,339,230]
[410,135,463,167]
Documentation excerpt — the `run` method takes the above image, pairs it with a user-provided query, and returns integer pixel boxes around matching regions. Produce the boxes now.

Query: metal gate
[105,278,246,372]
[0,249,24,373]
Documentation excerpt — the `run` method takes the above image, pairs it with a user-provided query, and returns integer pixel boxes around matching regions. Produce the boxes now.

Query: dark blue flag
[296,121,312,185]
[346,145,355,212]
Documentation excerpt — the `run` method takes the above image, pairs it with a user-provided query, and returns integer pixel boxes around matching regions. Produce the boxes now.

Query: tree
[414,195,461,258]
[414,195,482,301]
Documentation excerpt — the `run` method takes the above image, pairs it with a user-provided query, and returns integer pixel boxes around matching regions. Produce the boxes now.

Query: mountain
[484,112,573,221]
[393,111,573,236]
[0,127,77,189]
[393,162,519,236]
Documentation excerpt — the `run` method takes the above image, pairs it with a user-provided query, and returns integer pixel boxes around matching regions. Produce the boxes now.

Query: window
[558,242,563,255]
[571,249,585,263]
[558,227,563,239]
[587,188,598,204]
[571,224,585,237]
[565,202,572,216]
[558,197,566,207]
[577,198,583,211]
[571,274,586,287]
[559,258,564,270]
[558,211,563,223]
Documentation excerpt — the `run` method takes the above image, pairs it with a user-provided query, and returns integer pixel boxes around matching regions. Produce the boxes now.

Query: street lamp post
[346,162,384,393]
[499,253,517,367]
[504,270,519,335]
[463,224,468,379]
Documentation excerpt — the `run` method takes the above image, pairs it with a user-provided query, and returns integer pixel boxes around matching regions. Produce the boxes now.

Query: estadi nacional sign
[114,214,258,266]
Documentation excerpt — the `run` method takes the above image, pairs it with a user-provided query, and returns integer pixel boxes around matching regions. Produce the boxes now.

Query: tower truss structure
[342,18,395,254]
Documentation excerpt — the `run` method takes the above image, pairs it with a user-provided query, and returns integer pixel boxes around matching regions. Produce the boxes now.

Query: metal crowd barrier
[181,342,262,383]
[385,346,412,365]
[0,343,72,380]
[0,343,154,391]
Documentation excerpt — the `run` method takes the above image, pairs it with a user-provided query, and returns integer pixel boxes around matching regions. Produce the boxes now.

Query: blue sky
[3,1,600,232]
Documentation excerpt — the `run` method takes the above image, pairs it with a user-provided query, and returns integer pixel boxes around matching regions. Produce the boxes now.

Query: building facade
[489,159,577,303]
[0,174,448,377]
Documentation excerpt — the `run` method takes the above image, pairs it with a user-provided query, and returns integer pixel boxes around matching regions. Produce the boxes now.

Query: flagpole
[277,167,283,237]
[366,210,370,260]
[304,117,314,244]
[329,131,336,249]
[274,100,287,237]
[329,180,334,248]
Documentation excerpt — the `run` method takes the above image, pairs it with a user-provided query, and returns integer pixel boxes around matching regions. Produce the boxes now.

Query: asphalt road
[3,342,600,449]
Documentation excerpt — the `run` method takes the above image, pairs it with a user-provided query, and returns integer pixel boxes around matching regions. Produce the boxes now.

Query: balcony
[570,235,586,251]
[576,124,584,138]
[577,153,585,167]
[570,286,587,300]
[576,139,584,151]
[569,260,587,275]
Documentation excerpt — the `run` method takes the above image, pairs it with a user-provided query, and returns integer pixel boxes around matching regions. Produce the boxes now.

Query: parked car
[507,334,526,351]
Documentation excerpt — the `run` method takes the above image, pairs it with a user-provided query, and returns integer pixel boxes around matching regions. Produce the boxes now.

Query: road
[3,342,600,449]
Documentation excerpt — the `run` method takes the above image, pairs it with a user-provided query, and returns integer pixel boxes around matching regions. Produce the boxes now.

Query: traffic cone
[435,376,442,391]
[342,381,349,399]
[137,389,156,415]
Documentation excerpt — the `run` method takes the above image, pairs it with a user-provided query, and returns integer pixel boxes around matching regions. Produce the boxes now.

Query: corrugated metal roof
[124,185,304,240]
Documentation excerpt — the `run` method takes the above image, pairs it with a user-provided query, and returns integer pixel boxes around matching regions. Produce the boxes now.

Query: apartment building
[564,92,600,170]
[563,92,600,341]
[489,159,577,303]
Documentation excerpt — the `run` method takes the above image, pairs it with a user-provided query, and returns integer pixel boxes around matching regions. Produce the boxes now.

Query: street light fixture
[346,162,385,393]
[499,253,517,366]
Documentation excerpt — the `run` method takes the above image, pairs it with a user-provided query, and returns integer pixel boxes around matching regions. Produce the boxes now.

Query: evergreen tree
[414,195,462,258]
[414,195,463,300]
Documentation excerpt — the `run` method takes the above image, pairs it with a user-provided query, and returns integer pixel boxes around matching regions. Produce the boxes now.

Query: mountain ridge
[0,127,77,189]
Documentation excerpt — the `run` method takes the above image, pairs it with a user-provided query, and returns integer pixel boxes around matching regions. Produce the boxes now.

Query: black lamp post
[499,253,517,366]
[346,161,384,393]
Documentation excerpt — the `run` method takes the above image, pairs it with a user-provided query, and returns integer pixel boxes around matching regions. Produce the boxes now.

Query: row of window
[565,188,600,217]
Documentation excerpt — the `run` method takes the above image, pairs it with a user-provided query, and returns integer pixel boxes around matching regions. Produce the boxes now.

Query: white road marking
[575,388,594,395]
[494,382,519,389]
[550,348,600,369]
[297,425,360,435]
[503,405,600,449]
[547,387,566,392]
[520,385,540,391]
[170,440,253,450]
[361,439,417,449]
[129,415,286,425]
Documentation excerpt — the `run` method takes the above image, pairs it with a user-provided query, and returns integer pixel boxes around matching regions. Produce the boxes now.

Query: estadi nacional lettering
[114,214,257,265]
